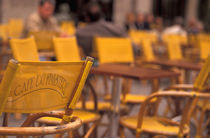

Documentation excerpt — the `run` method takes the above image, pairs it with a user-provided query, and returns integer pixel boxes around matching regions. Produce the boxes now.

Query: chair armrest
[0,116,81,136]
[166,84,194,90]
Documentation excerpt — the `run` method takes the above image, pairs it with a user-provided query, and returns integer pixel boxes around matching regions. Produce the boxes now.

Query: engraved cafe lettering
[11,73,68,98]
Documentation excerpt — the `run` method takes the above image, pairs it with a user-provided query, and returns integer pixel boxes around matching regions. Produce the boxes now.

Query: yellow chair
[61,21,76,35]
[163,34,188,46]
[10,37,40,61]
[169,55,210,92]
[0,57,93,137]
[129,30,157,46]
[200,40,210,61]
[95,37,134,64]
[7,19,23,38]
[141,39,155,61]
[53,37,81,61]
[166,40,183,60]
[120,91,210,138]
[10,36,100,137]
[37,37,100,137]
[95,37,155,105]
[168,55,210,137]
[0,24,8,43]
[29,31,59,51]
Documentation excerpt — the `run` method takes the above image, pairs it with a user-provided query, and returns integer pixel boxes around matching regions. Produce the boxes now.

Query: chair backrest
[200,41,210,60]
[0,57,93,114]
[10,37,40,61]
[95,37,134,64]
[166,40,183,60]
[129,30,157,45]
[0,24,8,42]
[193,55,210,91]
[61,21,75,35]
[7,19,23,38]
[142,39,155,61]
[53,37,81,61]
[136,91,210,137]
[163,34,188,45]
[29,31,59,51]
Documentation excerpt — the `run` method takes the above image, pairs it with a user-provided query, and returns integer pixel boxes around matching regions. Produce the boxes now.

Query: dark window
[153,0,187,26]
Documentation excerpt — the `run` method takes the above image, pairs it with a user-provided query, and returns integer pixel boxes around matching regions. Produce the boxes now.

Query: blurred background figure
[144,14,155,30]
[23,0,60,37]
[54,3,72,24]
[163,17,187,36]
[124,12,137,31]
[135,13,145,30]
[187,18,200,34]
[76,2,127,56]
[154,17,164,33]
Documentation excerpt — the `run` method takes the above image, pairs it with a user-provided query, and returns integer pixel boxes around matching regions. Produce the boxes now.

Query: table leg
[109,77,122,138]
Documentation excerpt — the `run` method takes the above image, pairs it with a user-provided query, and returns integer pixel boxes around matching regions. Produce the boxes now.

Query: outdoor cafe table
[148,59,202,71]
[90,64,180,138]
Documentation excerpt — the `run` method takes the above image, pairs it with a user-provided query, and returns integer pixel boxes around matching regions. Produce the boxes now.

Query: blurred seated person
[23,0,66,37]
[144,14,155,30]
[125,12,137,31]
[76,3,129,56]
[187,19,203,35]
[163,17,187,36]
[154,17,164,33]
[135,13,146,30]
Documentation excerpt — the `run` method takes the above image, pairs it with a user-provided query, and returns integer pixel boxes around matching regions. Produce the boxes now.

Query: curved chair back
[167,40,183,60]
[129,30,157,45]
[7,19,23,38]
[61,21,75,35]
[53,37,81,61]
[163,34,188,45]
[95,37,134,64]
[1,57,93,114]
[10,37,39,61]
[29,31,59,51]
[0,57,93,136]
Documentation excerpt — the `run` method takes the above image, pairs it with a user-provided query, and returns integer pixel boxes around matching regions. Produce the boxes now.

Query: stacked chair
[0,56,93,137]
[9,37,99,138]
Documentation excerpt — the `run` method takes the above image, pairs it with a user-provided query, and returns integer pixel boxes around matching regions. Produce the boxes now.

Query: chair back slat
[53,37,81,61]
[95,37,134,64]
[142,39,155,61]
[167,41,183,60]
[10,37,39,61]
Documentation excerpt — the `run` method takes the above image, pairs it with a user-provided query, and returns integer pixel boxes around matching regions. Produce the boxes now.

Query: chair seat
[105,94,156,104]
[76,101,128,113]
[120,116,189,136]
[37,110,100,125]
